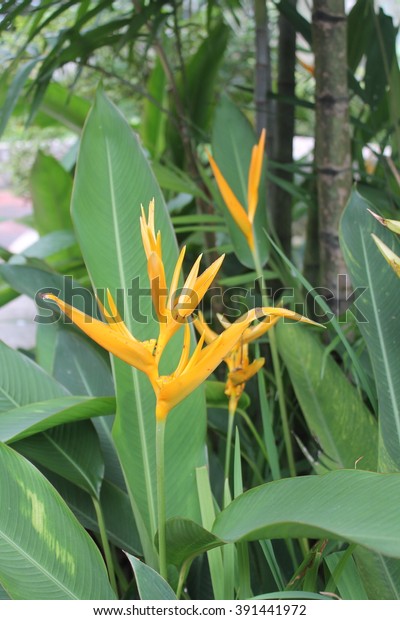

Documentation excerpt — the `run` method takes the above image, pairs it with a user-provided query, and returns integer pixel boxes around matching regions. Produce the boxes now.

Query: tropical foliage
[0,0,399,602]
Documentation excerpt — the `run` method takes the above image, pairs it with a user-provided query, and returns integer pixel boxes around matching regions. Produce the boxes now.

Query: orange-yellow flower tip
[259,306,324,328]
[298,57,315,76]
[247,128,266,224]
[228,357,265,386]
[42,293,159,377]
[368,209,400,235]
[207,149,253,244]
[42,292,58,303]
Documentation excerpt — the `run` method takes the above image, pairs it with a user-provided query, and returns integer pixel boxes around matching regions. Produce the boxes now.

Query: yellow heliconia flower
[224,344,265,416]
[371,234,400,278]
[43,291,267,421]
[140,199,224,360]
[195,308,319,414]
[44,198,280,421]
[155,309,263,421]
[207,129,266,251]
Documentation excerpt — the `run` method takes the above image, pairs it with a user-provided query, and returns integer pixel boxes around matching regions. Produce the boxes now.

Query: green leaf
[196,466,224,600]
[276,323,378,470]
[0,583,10,599]
[251,591,330,600]
[0,263,89,311]
[0,341,68,412]
[347,0,374,73]
[45,473,141,555]
[276,0,311,45]
[39,82,91,133]
[212,95,269,269]
[0,442,115,599]
[340,189,400,470]
[22,231,77,260]
[0,58,39,137]
[70,89,207,563]
[164,517,222,567]
[15,420,105,499]
[126,554,176,600]
[0,396,115,443]
[354,548,400,600]
[152,161,205,198]
[30,151,73,235]
[213,470,400,558]
[142,57,166,158]
[40,326,115,397]
[325,551,368,599]
[167,21,229,166]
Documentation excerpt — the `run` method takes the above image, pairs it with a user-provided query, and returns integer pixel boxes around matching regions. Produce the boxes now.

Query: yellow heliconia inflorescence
[195,307,316,416]
[207,129,266,251]
[45,200,319,422]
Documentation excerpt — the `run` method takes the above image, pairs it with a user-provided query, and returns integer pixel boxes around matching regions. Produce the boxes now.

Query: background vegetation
[0,0,399,601]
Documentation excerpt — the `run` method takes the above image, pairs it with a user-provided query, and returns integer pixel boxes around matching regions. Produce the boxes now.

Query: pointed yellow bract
[368,209,400,235]
[139,200,224,360]
[371,234,400,278]
[194,307,320,415]
[224,344,265,416]
[43,293,159,388]
[207,129,266,251]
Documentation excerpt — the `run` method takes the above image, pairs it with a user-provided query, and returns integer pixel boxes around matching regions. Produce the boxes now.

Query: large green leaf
[127,554,176,600]
[15,420,104,499]
[0,263,89,311]
[58,330,113,396]
[43,472,141,555]
[164,517,221,566]
[276,323,378,470]
[0,442,115,599]
[212,95,268,269]
[71,89,207,563]
[340,190,400,470]
[30,151,73,235]
[213,470,400,559]
[0,396,115,442]
[0,341,68,412]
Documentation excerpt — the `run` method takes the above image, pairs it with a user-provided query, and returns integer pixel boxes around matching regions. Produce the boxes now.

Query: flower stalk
[156,419,167,580]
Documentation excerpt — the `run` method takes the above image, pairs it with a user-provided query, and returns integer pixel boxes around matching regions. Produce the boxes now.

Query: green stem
[224,409,235,480]
[176,558,191,599]
[237,407,269,464]
[156,419,168,580]
[252,246,296,477]
[92,497,118,595]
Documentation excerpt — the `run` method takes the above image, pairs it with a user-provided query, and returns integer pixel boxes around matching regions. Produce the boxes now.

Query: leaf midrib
[104,134,156,538]
[0,529,78,599]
